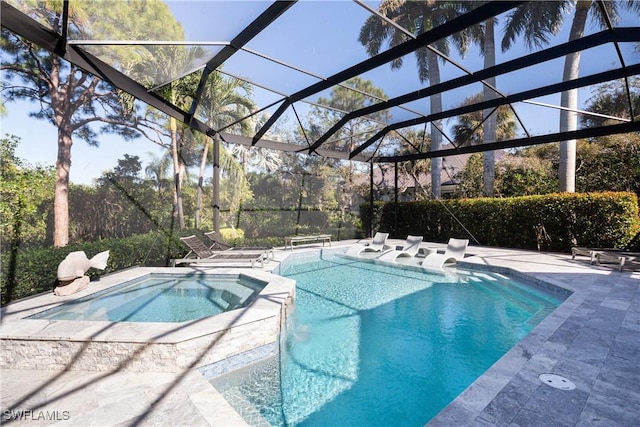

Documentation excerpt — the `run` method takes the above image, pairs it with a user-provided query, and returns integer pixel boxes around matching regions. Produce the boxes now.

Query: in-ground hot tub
[29,272,268,323]
[0,267,295,372]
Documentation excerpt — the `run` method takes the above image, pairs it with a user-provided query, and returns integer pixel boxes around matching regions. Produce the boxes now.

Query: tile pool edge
[425,255,582,426]
[0,267,296,373]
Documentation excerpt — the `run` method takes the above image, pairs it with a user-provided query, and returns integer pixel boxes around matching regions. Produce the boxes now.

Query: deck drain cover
[539,373,576,390]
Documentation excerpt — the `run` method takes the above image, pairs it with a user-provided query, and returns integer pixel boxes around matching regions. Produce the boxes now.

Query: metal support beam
[251,1,524,145]
[369,161,374,238]
[379,121,640,163]
[309,28,638,154]
[187,1,296,119]
[394,162,398,236]
[1,1,366,162]
[357,62,640,159]
[213,133,221,233]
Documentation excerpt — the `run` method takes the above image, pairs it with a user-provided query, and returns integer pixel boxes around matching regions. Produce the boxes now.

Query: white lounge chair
[377,235,423,262]
[421,238,469,271]
[346,232,391,257]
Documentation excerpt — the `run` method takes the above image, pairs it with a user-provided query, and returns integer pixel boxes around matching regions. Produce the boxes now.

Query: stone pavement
[1,243,638,426]
[426,245,639,427]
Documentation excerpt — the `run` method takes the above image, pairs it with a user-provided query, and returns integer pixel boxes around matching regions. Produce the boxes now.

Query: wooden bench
[284,234,332,251]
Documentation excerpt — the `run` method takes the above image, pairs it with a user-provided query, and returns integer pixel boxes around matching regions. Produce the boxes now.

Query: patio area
[1,242,638,426]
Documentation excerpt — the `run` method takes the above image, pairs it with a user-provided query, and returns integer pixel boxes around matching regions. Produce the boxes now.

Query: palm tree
[196,72,255,228]
[581,77,640,128]
[451,93,516,146]
[144,151,172,194]
[502,0,639,192]
[133,45,207,229]
[481,15,498,197]
[456,3,500,196]
[359,0,467,199]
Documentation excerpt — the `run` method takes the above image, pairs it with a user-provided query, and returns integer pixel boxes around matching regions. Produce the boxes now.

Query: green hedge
[0,227,288,305]
[1,231,184,305]
[362,192,639,252]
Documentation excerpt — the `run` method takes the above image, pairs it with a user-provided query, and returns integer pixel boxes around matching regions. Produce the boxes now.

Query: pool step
[223,387,272,427]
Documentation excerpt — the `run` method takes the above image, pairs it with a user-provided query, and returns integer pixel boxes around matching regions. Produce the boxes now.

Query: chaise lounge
[171,235,267,268]
[377,235,423,262]
[205,231,274,260]
[346,232,391,257]
[421,238,469,271]
[594,251,640,272]
[571,233,639,266]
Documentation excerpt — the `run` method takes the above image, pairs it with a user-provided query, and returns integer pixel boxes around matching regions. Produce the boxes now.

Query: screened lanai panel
[4,0,58,31]
[382,105,424,124]
[577,80,637,127]
[356,52,430,99]
[222,49,322,96]
[619,43,640,65]
[72,5,181,40]
[242,0,376,78]
[266,104,317,147]
[303,82,396,126]
[509,97,563,136]
[577,44,625,78]
[321,120,386,154]
[191,72,266,132]
[387,126,432,156]
[165,0,273,42]
[81,44,216,90]
[365,0,484,42]
[395,99,431,118]
[194,71,287,132]
[438,81,488,112]
[496,56,566,97]
[441,104,527,148]
[301,87,387,123]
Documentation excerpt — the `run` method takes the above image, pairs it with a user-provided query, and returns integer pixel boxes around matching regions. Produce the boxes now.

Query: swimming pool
[211,252,566,426]
[30,273,267,323]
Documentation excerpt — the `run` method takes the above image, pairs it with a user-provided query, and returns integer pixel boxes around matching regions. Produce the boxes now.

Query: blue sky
[3,1,638,184]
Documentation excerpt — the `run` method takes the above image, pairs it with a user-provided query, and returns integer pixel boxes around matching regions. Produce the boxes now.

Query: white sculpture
[54,250,110,296]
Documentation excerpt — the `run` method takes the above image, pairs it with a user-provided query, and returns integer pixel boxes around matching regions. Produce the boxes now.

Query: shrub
[219,227,245,245]
[1,230,184,305]
[362,192,639,252]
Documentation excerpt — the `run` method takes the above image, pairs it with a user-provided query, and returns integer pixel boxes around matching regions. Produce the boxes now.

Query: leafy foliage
[366,192,639,253]
[580,76,640,128]
[450,93,517,147]
[1,230,185,305]
[0,135,55,249]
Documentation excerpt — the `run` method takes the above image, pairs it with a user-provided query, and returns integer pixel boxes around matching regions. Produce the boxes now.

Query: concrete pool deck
[1,242,638,426]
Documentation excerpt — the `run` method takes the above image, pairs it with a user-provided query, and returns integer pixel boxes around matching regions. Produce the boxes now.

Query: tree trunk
[195,138,210,228]
[559,1,589,193]
[170,117,185,229]
[428,50,442,199]
[483,17,497,197]
[51,53,71,248]
[53,123,72,247]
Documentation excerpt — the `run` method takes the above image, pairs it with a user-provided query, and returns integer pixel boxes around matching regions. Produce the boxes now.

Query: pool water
[30,273,266,323]
[211,253,565,426]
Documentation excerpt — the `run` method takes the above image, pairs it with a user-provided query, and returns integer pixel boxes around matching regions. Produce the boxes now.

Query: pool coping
[0,267,296,372]
[423,244,639,426]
